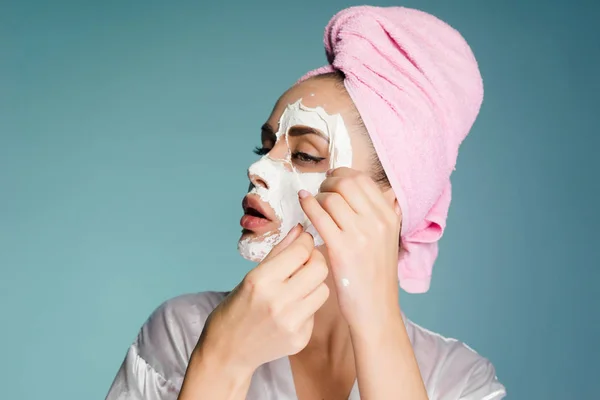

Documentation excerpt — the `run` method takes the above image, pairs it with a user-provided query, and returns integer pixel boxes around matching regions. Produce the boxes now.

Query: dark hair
[311,71,391,189]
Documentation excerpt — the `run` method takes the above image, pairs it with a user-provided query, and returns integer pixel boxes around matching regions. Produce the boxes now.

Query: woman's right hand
[196,224,330,374]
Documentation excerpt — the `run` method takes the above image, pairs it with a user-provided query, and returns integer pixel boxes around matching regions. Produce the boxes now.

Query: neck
[310,287,350,349]
[300,257,353,363]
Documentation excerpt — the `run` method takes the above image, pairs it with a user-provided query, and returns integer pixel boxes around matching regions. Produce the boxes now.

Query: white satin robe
[106,292,506,400]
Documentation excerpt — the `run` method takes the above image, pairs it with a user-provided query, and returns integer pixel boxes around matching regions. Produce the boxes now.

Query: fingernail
[298,189,310,199]
[326,169,333,176]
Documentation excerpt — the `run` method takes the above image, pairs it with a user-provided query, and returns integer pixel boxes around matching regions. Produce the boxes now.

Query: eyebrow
[261,123,329,142]
[287,125,328,141]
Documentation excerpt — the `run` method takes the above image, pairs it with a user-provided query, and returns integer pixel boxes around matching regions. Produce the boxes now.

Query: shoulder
[134,291,229,382]
[405,318,506,400]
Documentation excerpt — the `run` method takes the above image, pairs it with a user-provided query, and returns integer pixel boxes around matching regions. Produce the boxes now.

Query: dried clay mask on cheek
[238,99,353,262]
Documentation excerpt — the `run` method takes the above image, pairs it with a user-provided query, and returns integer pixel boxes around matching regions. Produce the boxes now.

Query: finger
[298,190,341,244]
[319,176,372,214]
[284,250,328,300]
[294,282,330,322]
[314,192,357,232]
[261,232,315,281]
[328,167,389,212]
[262,224,302,262]
[326,166,361,179]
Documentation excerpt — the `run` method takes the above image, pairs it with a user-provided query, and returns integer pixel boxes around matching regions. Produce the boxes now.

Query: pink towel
[298,6,483,293]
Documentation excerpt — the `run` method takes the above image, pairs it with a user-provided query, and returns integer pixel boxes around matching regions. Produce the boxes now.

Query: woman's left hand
[298,167,402,330]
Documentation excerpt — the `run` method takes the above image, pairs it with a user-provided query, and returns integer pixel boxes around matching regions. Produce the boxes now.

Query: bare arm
[350,306,429,400]
[177,336,254,400]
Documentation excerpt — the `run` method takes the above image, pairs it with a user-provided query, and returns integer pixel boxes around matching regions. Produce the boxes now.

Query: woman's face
[238,77,374,261]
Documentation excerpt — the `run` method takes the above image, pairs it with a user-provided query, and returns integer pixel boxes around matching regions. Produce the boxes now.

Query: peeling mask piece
[238,99,353,262]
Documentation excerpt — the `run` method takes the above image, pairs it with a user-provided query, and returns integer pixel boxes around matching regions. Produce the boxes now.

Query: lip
[240,195,276,232]
[242,195,273,221]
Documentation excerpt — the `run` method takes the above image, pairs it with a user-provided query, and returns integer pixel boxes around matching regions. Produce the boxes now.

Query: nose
[248,171,268,190]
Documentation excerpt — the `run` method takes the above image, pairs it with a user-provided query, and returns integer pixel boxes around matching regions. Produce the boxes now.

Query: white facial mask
[238,99,353,262]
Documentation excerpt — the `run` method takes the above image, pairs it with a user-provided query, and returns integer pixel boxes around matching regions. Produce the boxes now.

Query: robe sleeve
[105,292,226,400]
[458,359,506,400]
[105,343,180,400]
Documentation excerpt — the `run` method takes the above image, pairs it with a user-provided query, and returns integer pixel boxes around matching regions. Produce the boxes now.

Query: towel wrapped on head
[299,6,484,293]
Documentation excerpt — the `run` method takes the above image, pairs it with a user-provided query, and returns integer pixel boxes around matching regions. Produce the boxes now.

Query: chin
[237,228,282,263]
[239,252,265,263]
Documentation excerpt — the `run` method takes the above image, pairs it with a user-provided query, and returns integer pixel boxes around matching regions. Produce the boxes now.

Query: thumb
[262,224,303,262]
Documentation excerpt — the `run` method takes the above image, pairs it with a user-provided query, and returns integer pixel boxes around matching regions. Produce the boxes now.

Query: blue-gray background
[2,0,598,398]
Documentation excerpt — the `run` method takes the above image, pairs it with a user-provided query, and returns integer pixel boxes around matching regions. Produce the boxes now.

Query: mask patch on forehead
[276,99,352,169]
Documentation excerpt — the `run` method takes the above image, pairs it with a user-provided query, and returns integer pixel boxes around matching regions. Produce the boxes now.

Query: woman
[107,6,506,400]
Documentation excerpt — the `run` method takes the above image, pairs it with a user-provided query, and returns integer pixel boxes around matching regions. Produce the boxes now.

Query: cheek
[344,130,371,172]
[297,172,327,195]
[351,152,371,173]
[291,171,327,246]
[269,171,325,236]
[329,119,353,170]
